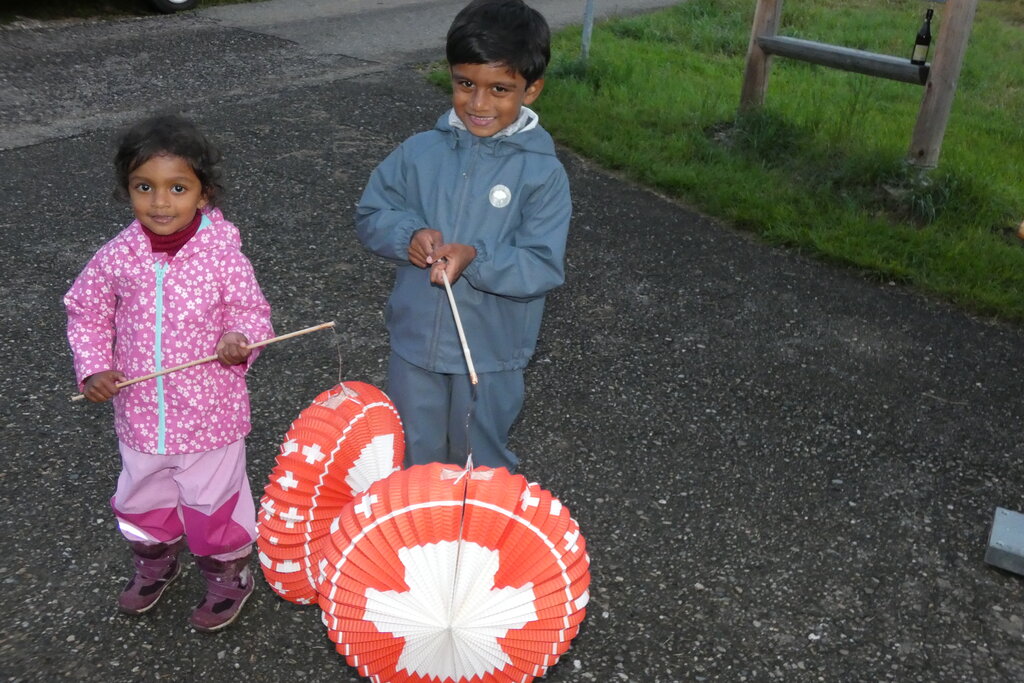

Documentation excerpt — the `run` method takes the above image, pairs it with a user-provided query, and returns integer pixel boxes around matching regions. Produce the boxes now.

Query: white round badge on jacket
[489,184,511,208]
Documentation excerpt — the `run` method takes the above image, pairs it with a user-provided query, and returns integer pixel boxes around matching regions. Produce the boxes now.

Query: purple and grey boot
[118,539,185,615]
[189,554,255,632]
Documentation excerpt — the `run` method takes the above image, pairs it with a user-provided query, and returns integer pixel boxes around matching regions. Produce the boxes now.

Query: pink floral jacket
[65,207,273,455]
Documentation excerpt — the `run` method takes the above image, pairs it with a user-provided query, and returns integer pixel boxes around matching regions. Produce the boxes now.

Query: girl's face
[450,62,544,138]
[127,153,207,235]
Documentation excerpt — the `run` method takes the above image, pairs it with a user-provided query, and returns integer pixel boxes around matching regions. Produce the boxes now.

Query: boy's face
[127,153,207,235]
[450,62,544,138]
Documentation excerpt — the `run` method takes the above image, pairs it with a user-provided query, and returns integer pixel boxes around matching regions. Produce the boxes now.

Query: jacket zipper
[153,261,169,454]
[430,140,479,366]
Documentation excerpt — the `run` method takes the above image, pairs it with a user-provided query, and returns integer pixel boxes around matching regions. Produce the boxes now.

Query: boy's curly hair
[446,0,551,85]
[113,113,224,207]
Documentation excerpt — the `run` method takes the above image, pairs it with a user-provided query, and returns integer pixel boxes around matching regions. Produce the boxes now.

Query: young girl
[64,114,273,632]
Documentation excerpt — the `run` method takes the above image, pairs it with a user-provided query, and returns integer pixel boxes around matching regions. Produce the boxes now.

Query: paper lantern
[258,382,404,604]
[316,463,590,682]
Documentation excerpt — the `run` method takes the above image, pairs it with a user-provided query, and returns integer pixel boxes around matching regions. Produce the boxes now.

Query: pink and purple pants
[111,438,257,561]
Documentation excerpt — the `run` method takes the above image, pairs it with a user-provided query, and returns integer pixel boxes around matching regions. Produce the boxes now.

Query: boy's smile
[127,153,207,235]
[450,62,544,138]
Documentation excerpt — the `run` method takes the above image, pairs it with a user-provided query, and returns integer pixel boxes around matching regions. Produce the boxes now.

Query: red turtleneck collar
[143,210,202,257]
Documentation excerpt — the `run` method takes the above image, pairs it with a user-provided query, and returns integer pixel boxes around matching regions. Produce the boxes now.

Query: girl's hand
[429,243,477,286]
[82,370,126,403]
[409,228,443,268]
[217,332,251,366]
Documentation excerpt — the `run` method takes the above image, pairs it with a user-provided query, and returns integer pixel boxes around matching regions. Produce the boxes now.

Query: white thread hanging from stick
[70,321,336,402]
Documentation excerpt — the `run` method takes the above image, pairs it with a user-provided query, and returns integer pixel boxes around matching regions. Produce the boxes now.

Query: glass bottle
[911,8,934,65]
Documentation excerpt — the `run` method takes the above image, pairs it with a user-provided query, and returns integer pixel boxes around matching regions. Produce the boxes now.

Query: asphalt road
[2,1,1023,681]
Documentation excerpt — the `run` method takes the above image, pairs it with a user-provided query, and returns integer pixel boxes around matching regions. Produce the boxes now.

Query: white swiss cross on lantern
[301,443,327,465]
[363,541,539,679]
[354,493,378,518]
[276,471,299,491]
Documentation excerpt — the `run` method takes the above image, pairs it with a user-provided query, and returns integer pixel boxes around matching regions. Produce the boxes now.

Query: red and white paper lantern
[316,463,591,682]
[258,382,404,604]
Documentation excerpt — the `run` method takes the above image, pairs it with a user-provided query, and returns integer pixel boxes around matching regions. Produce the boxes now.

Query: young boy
[355,0,571,471]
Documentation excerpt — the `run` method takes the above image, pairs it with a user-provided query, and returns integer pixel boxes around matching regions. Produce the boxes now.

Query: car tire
[150,0,199,13]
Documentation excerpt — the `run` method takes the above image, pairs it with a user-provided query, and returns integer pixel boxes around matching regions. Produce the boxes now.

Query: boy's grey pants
[386,351,524,471]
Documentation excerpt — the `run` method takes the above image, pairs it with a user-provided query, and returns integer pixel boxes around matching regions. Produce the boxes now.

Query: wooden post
[739,0,784,110]
[906,0,979,168]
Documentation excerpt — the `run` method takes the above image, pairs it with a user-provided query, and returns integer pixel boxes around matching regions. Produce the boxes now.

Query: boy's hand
[82,370,126,403]
[409,228,443,268]
[429,243,477,286]
[217,332,251,366]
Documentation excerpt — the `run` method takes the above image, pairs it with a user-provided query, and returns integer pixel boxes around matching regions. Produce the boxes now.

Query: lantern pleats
[257,382,404,604]
[315,463,590,683]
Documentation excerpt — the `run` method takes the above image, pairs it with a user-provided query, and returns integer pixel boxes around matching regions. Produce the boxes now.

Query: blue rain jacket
[355,109,572,374]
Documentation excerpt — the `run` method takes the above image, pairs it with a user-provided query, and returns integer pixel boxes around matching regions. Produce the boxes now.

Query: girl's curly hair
[113,113,224,207]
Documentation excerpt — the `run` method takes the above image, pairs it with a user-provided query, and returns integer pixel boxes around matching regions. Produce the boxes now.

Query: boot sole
[189,584,254,633]
[118,561,184,616]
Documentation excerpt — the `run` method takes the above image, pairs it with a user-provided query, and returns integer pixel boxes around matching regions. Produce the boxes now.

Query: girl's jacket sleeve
[355,144,424,264]
[463,164,571,301]
[219,250,274,376]
[64,249,116,390]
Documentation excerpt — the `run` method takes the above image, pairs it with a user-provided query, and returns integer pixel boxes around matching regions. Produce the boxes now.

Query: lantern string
[328,322,346,385]
[461,394,475,472]
[447,466,471,626]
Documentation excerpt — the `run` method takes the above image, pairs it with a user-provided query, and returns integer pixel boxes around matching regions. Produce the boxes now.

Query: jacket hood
[436,107,557,157]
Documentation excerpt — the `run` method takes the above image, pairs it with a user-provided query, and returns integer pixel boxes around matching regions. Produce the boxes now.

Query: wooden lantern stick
[70,321,336,402]
[441,269,478,386]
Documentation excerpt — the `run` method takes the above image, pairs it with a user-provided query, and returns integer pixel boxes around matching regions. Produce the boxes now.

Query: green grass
[530,0,1024,321]
[0,0,259,23]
